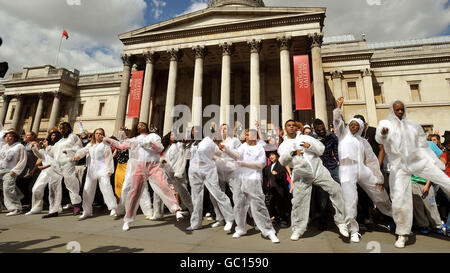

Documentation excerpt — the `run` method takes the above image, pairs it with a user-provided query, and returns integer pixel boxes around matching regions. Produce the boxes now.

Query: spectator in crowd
[302,124,312,135]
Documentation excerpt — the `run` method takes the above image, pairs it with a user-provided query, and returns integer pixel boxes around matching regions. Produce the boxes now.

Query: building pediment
[119,6,325,46]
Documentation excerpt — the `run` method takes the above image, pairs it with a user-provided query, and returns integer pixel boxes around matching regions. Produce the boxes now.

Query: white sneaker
[110,209,117,217]
[63,204,72,210]
[394,235,407,248]
[122,222,130,231]
[232,230,247,238]
[6,210,21,216]
[337,224,349,237]
[290,230,302,241]
[205,212,211,217]
[268,233,280,244]
[350,233,361,243]
[25,211,39,216]
[79,213,91,220]
[150,213,163,220]
[186,225,201,231]
[212,220,225,228]
[224,221,234,232]
[176,211,184,221]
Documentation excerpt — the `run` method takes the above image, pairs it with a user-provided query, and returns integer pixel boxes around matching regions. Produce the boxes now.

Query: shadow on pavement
[0,236,67,253]
[87,245,144,253]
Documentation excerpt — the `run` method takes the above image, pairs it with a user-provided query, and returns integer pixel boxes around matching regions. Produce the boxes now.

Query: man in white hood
[333,97,392,243]
[376,99,450,248]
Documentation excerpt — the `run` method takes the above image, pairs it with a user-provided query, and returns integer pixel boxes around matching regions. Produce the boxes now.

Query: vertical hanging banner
[127,70,144,118]
[293,55,312,110]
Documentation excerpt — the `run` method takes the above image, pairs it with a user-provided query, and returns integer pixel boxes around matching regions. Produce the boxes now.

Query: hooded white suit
[375,100,450,235]
[333,108,392,235]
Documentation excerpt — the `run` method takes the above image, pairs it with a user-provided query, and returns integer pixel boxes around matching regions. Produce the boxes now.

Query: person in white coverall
[46,122,83,216]
[0,130,27,216]
[72,128,118,220]
[211,124,242,228]
[26,130,63,216]
[333,97,392,243]
[376,99,450,248]
[278,120,348,241]
[220,129,280,243]
[102,122,184,231]
[186,126,234,231]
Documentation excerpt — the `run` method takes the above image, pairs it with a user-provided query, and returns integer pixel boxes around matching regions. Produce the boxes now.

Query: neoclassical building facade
[1,0,449,138]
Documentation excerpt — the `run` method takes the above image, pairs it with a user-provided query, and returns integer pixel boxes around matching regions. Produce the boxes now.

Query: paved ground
[0,207,449,253]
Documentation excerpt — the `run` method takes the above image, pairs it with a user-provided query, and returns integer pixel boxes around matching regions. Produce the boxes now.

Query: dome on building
[208,0,265,8]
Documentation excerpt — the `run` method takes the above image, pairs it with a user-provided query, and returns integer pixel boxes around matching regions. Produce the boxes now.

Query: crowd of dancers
[0,98,449,248]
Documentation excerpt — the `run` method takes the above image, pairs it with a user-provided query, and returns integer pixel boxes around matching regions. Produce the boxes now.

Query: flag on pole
[62,29,69,40]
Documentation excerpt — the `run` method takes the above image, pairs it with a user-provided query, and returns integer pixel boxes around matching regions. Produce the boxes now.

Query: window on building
[410,84,421,102]
[9,106,15,120]
[422,125,433,135]
[98,102,105,116]
[373,84,384,104]
[78,103,84,117]
[347,82,358,100]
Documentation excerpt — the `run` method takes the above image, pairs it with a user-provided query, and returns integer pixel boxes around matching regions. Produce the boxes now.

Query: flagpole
[55,34,63,68]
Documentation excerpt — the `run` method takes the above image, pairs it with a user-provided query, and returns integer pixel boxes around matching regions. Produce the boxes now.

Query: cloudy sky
[0,0,449,77]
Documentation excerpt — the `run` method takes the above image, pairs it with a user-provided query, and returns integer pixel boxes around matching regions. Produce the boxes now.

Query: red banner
[127,70,144,118]
[293,55,312,110]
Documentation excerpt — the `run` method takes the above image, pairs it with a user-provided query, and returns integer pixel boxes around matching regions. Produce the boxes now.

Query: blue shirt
[428,141,443,158]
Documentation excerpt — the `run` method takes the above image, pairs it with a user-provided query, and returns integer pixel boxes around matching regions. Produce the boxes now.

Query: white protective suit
[104,133,181,224]
[212,136,242,223]
[46,133,83,206]
[75,142,118,216]
[375,100,450,235]
[333,108,392,234]
[187,136,234,229]
[224,141,277,237]
[27,146,62,214]
[0,141,27,212]
[278,134,346,236]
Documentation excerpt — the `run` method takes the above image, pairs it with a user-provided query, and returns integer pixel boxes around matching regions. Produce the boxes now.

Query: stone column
[361,68,378,126]
[278,36,293,127]
[163,49,183,135]
[308,33,328,125]
[139,51,159,124]
[219,42,233,126]
[11,95,24,131]
[32,93,45,133]
[48,92,61,130]
[191,46,206,127]
[147,82,157,125]
[248,39,262,130]
[0,95,11,125]
[114,54,134,135]
[331,70,343,99]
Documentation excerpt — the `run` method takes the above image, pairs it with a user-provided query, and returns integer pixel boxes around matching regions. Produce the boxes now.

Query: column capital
[248,39,262,54]
[38,92,46,99]
[167,48,184,62]
[52,91,62,99]
[361,68,373,77]
[307,32,324,49]
[120,54,135,67]
[192,45,207,59]
[15,94,24,101]
[2,94,12,102]
[219,42,234,56]
[277,36,292,51]
[144,51,160,64]
[331,70,343,79]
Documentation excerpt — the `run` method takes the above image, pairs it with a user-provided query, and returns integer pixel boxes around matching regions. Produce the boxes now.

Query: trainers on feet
[211,220,225,228]
[224,221,233,232]
[25,211,39,216]
[110,209,117,217]
[63,204,72,210]
[6,210,21,216]
[122,222,130,231]
[419,228,430,235]
[79,213,91,220]
[186,226,201,231]
[42,212,58,219]
[350,233,361,243]
[73,205,81,216]
[232,230,247,238]
[337,224,349,237]
[268,233,280,244]
[433,228,444,235]
[176,210,184,221]
[394,235,407,248]
[290,230,302,241]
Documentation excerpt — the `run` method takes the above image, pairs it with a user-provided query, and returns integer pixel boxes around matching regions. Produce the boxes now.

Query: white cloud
[265,0,450,42]
[0,0,147,76]
[150,0,167,19]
